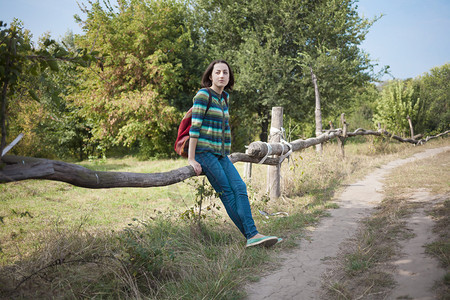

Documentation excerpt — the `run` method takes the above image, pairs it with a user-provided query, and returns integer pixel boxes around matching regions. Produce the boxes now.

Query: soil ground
[245,146,449,299]
[389,190,446,299]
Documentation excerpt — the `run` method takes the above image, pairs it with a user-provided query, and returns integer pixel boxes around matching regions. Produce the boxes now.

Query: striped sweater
[189,88,231,156]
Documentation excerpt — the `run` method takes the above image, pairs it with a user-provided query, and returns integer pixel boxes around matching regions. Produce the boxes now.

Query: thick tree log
[247,130,342,157]
[1,129,448,188]
[247,128,450,158]
[0,153,281,188]
[0,155,196,188]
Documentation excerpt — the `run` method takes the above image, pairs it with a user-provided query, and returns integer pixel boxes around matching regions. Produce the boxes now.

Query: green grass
[0,157,195,266]
[1,137,449,299]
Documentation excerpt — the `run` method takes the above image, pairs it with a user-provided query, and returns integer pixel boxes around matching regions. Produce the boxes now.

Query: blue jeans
[195,152,258,239]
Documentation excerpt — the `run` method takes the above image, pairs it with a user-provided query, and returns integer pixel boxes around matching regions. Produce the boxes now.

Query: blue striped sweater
[189,88,231,156]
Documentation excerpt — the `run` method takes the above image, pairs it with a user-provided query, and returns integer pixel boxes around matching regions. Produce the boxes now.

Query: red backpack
[174,88,227,157]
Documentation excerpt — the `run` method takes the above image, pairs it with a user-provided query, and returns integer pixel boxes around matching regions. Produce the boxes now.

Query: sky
[357,0,450,80]
[1,0,449,81]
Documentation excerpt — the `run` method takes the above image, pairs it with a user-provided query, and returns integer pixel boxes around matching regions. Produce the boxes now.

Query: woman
[188,59,281,248]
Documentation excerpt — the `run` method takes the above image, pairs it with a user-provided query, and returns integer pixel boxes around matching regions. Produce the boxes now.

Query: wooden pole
[2,129,449,188]
[268,107,283,200]
[310,66,323,154]
[0,39,11,154]
[407,115,414,139]
[339,113,347,159]
[244,149,252,181]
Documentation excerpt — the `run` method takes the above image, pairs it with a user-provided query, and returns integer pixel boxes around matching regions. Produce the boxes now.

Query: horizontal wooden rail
[1,129,448,188]
[0,153,282,188]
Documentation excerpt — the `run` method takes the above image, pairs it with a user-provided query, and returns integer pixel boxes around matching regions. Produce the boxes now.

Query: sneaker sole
[246,236,279,248]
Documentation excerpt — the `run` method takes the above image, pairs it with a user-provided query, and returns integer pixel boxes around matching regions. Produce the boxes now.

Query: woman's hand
[188,158,202,176]
[187,138,202,176]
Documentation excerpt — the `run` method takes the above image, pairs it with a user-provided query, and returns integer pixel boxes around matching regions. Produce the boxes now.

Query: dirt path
[389,190,446,299]
[245,146,449,299]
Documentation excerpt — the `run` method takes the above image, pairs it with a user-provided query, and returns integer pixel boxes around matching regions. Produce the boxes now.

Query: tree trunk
[1,129,448,188]
[310,66,323,154]
[0,39,11,154]
[0,153,282,187]
[259,110,269,142]
[407,115,414,139]
[267,107,283,200]
[1,79,8,154]
[338,113,347,159]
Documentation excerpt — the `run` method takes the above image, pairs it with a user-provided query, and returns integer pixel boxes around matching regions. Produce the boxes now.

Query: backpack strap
[222,91,228,107]
[204,88,228,116]
[205,88,213,115]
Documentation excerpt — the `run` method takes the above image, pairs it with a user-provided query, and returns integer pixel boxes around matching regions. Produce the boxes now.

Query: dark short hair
[201,59,235,90]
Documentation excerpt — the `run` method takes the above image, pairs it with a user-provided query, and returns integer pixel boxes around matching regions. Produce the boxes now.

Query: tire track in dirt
[245,146,449,300]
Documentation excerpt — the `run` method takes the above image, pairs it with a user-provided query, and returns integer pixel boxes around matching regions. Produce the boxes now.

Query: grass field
[1,137,448,299]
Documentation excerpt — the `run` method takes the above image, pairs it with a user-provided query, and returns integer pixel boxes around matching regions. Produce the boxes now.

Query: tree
[373,80,422,136]
[29,33,92,160]
[194,0,379,141]
[0,20,33,154]
[310,65,323,153]
[415,63,449,134]
[73,0,202,158]
[0,20,98,157]
[346,83,379,131]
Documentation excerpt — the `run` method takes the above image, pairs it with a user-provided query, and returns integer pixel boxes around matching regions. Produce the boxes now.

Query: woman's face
[210,63,229,90]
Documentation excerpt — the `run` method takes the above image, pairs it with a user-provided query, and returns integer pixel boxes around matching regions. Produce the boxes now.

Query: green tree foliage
[415,63,449,134]
[29,34,92,160]
[195,0,378,141]
[0,20,98,157]
[73,0,201,158]
[0,20,34,152]
[373,80,422,136]
[346,83,379,131]
[372,63,449,137]
[7,59,89,159]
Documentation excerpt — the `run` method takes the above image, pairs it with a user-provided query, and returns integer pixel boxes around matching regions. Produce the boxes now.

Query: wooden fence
[1,107,448,200]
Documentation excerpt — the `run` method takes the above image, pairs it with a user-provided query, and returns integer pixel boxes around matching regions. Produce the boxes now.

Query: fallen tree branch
[246,128,449,157]
[1,129,448,188]
[417,130,450,144]
[0,153,281,188]
[0,155,195,188]
[247,130,342,157]
[347,128,418,144]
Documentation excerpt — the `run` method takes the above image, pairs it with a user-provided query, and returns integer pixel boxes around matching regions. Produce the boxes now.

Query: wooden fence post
[310,67,323,154]
[268,107,283,200]
[338,113,347,159]
[407,115,414,139]
[244,149,252,181]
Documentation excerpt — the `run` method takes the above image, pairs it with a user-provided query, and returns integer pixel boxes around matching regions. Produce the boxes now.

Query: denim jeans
[195,152,258,239]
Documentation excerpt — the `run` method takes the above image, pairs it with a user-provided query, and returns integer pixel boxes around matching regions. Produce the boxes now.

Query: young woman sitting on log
[188,59,281,248]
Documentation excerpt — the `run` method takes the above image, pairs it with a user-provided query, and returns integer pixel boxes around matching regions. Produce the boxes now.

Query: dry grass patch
[425,195,450,299]
[1,138,448,298]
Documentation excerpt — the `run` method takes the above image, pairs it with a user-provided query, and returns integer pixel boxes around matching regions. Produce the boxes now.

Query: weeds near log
[425,197,450,298]
[0,140,448,298]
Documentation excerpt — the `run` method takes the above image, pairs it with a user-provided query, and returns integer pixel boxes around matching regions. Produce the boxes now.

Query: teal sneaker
[246,236,279,248]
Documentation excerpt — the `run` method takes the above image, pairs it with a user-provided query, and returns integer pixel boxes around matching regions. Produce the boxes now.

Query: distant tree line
[1,0,448,161]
